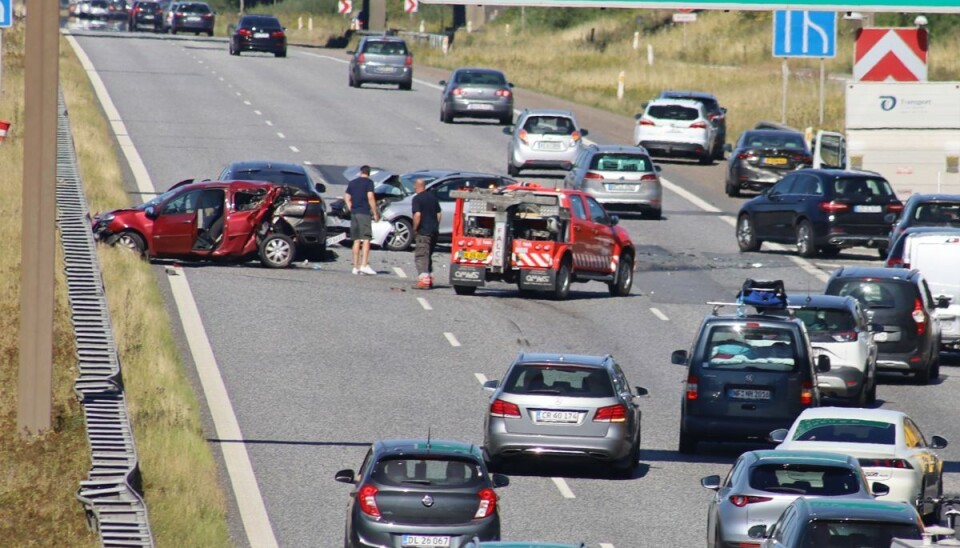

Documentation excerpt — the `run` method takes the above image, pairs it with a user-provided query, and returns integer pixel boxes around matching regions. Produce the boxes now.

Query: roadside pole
[780,59,788,124]
[18,0,59,436]
[819,58,825,125]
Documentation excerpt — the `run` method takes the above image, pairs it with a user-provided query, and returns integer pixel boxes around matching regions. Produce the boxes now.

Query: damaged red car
[92,180,318,268]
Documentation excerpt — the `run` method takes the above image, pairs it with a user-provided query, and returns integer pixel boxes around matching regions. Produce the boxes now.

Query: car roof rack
[708,279,799,318]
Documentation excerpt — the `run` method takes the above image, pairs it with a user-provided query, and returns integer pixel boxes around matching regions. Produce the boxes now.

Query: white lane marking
[551,477,575,499]
[253,110,262,116]
[599,544,615,548]
[650,307,669,321]
[303,160,313,165]
[289,146,299,153]
[243,100,251,106]
[218,76,224,81]
[276,132,285,139]
[393,267,407,278]
[658,176,722,213]
[444,332,461,347]
[64,33,279,548]
[265,121,273,126]
[417,297,433,311]
[474,373,488,385]
[235,91,242,97]
[228,84,233,88]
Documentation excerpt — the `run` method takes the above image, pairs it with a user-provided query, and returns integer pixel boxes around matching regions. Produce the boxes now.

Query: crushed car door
[152,188,203,256]
[217,186,275,256]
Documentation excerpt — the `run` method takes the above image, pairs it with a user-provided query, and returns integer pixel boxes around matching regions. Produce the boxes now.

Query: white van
[904,233,960,349]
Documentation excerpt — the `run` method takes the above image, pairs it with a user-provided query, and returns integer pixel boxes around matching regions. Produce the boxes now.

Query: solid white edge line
[474,373,488,385]
[393,267,407,278]
[649,307,669,321]
[417,297,433,311]
[444,332,461,347]
[64,33,280,548]
[551,477,576,499]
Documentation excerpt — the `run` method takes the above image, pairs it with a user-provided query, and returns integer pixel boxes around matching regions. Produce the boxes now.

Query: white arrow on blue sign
[773,10,836,58]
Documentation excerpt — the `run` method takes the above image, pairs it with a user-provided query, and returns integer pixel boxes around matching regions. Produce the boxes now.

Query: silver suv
[564,144,663,220]
[348,36,412,90]
[505,109,587,177]
[634,98,716,165]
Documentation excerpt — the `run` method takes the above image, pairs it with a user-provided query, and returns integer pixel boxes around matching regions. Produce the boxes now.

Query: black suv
[128,0,164,31]
[736,169,903,258]
[672,280,830,454]
[886,193,960,249]
[657,90,727,159]
[825,267,945,384]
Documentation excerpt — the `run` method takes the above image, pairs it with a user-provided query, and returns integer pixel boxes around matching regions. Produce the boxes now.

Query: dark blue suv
[735,169,903,258]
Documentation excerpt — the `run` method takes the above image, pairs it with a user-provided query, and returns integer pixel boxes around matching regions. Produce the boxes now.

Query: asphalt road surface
[68,27,959,548]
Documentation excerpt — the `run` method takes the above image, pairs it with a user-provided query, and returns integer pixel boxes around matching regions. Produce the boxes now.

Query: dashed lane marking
[444,332,461,347]
[235,91,242,96]
[650,307,669,321]
[289,146,299,153]
[474,373,488,385]
[243,100,251,106]
[417,297,432,311]
[303,160,312,165]
[276,132,285,139]
[265,121,273,126]
[218,76,224,81]
[253,110,262,115]
[552,477,575,499]
[393,267,407,278]
[599,544,615,548]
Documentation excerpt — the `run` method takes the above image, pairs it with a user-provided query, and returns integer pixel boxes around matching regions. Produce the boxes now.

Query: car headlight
[98,213,116,223]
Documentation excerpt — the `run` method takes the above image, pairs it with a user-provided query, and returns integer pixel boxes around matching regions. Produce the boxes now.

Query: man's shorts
[350,213,373,241]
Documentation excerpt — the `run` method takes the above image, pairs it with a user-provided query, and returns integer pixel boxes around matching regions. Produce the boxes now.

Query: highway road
[68,27,959,548]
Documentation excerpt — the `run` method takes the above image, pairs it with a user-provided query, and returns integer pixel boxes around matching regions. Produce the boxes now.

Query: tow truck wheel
[553,260,572,300]
[115,231,146,256]
[608,254,634,297]
[453,285,476,296]
[259,233,294,268]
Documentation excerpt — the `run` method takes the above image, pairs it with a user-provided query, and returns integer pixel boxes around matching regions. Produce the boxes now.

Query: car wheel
[207,30,213,37]
[230,41,239,55]
[866,373,877,404]
[796,220,816,258]
[914,358,932,384]
[440,105,453,124]
[698,152,712,165]
[853,378,868,407]
[645,207,662,220]
[507,163,520,177]
[171,27,177,34]
[929,353,940,382]
[820,245,842,257]
[724,181,740,198]
[454,285,477,296]
[678,430,698,454]
[736,214,760,252]
[613,436,640,478]
[275,49,287,58]
[878,246,889,260]
[258,233,295,268]
[114,231,146,256]
[608,253,633,296]
[384,218,413,252]
[499,115,512,126]
[713,143,725,160]
[553,260,572,300]
[399,81,412,91]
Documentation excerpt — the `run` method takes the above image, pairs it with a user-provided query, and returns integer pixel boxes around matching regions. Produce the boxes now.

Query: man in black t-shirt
[411,178,441,288]
[344,165,380,275]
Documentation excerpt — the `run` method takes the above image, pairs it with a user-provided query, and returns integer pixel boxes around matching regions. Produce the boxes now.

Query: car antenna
[426,427,432,453]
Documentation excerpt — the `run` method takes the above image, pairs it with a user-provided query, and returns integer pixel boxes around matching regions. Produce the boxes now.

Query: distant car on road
[348,36,413,90]
[165,1,214,35]
[230,14,286,57]
[657,90,727,159]
[505,109,586,177]
[334,439,509,548]
[482,352,646,477]
[633,98,716,165]
[440,68,514,125]
[564,144,662,219]
[884,226,960,268]
[724,129,812,197]
[886,193,960,249]
[128,0,164,31]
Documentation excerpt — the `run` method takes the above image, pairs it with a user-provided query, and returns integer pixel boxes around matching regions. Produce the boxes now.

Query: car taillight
[689,121,708,129]
[594,404,627,423]
[859,458,914,469]
[685,375,698,401]
[356,53,365,64]
[886,203,904,213]
[474,488,497,519]
[202,13,212,18]
[819,201,850,214]
[490,399,520,418]
[583,172,603,180]
[736,152,752,160]
[708,113,724,121]
[404,55,413,66]
[517,129,528,144]
[792,153,813,164]
[800,381,813,406]
[637,118,656,126]
[238,28,252,37]
[729,495,772,507]
[357,484,380,518]
[886,256,904,268]
[833,331,858,342]
[495,88,511,97]
[451,87,463,96]
[640,173,659,182]
[571,130,581,142]
[912,298,926,336]
[271,30,285,38]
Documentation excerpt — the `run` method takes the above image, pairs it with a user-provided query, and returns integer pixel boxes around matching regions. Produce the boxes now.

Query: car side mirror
[936,295,953,309]
[144,205,157,219]
[723,143,732,153]
[635,386,649,397]
[700,475,721,490]
[721,107,727,114]
[491,473,510,488]
[817,355,831,373]
[930,435,948,450]
[671,350,688,365]
[747,525,767,539]
[334,469,356,483]
[482,379,499,392]
[507,82,514,88]
[609,215,619,226]
[315,183,326,194]
[633,113,643,120]
[883,213,897,223]
[769,428,788,443]
[871,482,890,496]
[580,128,589,137]
[438,80,447,86]
[502,127,513,135]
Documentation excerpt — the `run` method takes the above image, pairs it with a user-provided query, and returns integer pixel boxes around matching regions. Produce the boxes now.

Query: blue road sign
[773,10,836,58]
[1,0,11,28]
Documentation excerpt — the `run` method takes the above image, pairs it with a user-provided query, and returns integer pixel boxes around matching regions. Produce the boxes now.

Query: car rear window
[455,71,507,86]
[793,308,856,343]
[702,325,798,371]
[590,154,651,172]
[372,457,482,487]
[232,169,310,192]
[749,464,861,496]
[242,16,280,29]
[792,418,896,444]
[800,520,920,545]
[742,132,806,150]
[831,177,895,200]
[831,279,915,310]
[522,116,575,136]
[502,366,614,398]
[362,41,408,55]
[913,202,960,224]
[647,105,699,121]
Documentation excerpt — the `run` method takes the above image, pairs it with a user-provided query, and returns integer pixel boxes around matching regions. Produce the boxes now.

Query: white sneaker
[360,265,377,275]
[351,268,359,275]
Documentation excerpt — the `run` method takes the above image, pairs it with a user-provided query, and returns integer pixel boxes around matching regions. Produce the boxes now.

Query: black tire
[275,49,287,58]
[399,81,412,91]
[440,105,453,124]
[454,285,477,296]
[736,214,760,252]
[613,435,641,478]
[878,247,889,260]
[725,181,740,198]
[866,374,877,404]
[820,245,842,257]
[207,30,213,37]
[507,163,520,177]
[608,254,634,296]
[914,359,932,385]
[500,115,513,126]
[258,233,295,268]
[230,42,239,56]
[853,378,868,407]
[645,208,662,220]
[698,153,712,166]
[114,231,146,256]
[930,354,940,382]
[678,430,698,454]
[171,27,177,34]
[713,143,725,160]
[553,260,572,301]
[348,73,356,87]
[384,218,413,252]
[796,220,816,258]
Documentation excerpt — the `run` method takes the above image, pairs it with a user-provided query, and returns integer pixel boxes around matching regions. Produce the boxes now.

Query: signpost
[338,0,352,16]
[418,0,960,13]
[773,10,836,125]
[405,0,418,13]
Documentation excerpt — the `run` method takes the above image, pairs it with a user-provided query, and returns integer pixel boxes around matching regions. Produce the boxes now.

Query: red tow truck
[449,183,636,299]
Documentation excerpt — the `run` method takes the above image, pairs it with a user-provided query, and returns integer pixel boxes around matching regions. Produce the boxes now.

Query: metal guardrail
[55,91,155,547]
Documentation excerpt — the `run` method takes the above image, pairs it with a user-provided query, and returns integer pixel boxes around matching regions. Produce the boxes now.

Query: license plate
[728,388,771,400]
[462,250,488,261]
[536,410,580,423]
[375,66,397,73]
[187,16,201,21]
[854,205,882,213]
[874,332,889,342]
[253,32,269,38]
[467,103,494,111]
[605,184,639,192]
[143,14,154,18]
[402,535,450,547]
[763,157,788,166]
[537,141,563,151]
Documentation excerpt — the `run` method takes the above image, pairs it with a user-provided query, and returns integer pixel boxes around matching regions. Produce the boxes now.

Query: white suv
[789,294,879,406]
[633,98,716,165]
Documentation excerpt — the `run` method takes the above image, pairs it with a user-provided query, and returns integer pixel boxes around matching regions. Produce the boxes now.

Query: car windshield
[455,71,506,86]
[502,365,614,397]
[831,280,913,310]
[590,154,651,172]
[791,418,896,444]
[749,464,861,495]
[397,173,440,194]
[372,457,482,487]
[363,41,407,55]
[832,177,895,200]
[913,202,960,225]
[793,308,857,343]
[522,116,575,136]
[647,105,698,121]
[702,325,798,371]
[232,169,310,192]
[799,520,920,547]
[743,132,806,150]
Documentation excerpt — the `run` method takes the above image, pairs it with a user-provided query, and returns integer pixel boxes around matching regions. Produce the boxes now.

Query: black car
[886,193,960,249]
[672,280,829,454]
[724,129,812,197]
[334,439,509,548]
[735,169,903,258]
[884,226,960,268]
[825,267,946,384]
[230,14,286,57]
[128,0,164,31]
[216,161,327,258]
[166,1,214,35]
[658,90,727,159]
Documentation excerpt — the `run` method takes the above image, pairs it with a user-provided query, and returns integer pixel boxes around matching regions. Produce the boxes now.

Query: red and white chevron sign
[338,0,352,15]
[854,28,927,82]
[405,0,418,13]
